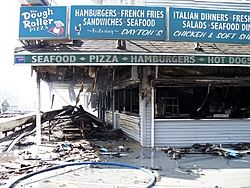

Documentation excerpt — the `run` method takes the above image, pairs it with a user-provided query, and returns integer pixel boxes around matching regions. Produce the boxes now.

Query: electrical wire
[127,40,152,52]
[213,43,227,54]
[46,81,69,105]
[197,84,211,112]
[8,162,156,188]
[147,41,163,52]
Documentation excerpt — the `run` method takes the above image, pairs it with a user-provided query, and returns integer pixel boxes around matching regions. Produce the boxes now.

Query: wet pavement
[97,140,250,188]
[1,107,249,187]
[1,139,249,188]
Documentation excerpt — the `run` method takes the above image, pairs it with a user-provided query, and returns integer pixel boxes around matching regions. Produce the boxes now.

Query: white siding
[140,67,153,147]
[139,94,145,146]
[145,95,152,147]
[106,111,140,141]
[116,113,140,142]
[154,119,250,147]
[139,92,153,147]
[106,111,113,124]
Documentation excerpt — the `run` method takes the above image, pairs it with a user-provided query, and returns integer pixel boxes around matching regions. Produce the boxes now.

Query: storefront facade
[105,57,250,147]
[15,1,250,147]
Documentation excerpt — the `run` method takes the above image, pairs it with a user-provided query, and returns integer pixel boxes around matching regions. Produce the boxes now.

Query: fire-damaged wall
[105,64,250,147]
[155,86,250,119]
[155,66,250,119]
[152,65,250,147]
[105,66,152,146]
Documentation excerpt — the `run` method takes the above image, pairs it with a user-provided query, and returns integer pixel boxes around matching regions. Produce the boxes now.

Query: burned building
[14,1,250,147]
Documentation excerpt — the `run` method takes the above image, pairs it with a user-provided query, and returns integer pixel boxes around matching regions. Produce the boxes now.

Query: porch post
[112,89,117,129]
[36,71,41,146]
[151,85,155,148]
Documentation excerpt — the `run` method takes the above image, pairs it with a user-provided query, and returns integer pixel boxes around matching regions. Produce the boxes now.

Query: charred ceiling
[15,39,250,92]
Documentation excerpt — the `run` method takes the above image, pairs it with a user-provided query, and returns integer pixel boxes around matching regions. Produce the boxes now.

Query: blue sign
[69,5,166,41]
[169,7,250,44]
[15,55,25,63]
[19,6,67,39]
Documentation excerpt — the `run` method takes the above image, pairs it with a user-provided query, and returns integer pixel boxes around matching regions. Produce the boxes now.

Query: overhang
[14,40,250,66]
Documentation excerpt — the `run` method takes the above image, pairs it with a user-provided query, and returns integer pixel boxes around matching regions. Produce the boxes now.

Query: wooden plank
[0,108,64,134]
[0,113,36,133]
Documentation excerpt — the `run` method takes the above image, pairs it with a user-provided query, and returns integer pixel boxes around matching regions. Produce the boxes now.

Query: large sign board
[69,5,166,41]
[19,6,67,39]
[169,7,250,44]
[14,53,250,66]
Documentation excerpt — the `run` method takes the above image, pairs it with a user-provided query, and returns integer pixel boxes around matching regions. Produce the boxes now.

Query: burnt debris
[0,105,130,184]
[162,142,250,160]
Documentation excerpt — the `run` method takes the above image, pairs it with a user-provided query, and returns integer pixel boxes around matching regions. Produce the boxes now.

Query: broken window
[155,66,250,119]
[155,86,250,119]
[113,66,132,82]
[114,86,139,115]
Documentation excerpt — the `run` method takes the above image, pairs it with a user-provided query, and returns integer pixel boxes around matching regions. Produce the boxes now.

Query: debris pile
[0,105,131,185]
[0,140,133,185]
[162,142,250,160]
[41,105,125,141]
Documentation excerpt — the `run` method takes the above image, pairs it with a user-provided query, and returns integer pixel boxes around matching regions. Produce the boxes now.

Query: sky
[0,1,36,104]
[0,0,92,89]
[0,1,25,85]
[0,0,93,107]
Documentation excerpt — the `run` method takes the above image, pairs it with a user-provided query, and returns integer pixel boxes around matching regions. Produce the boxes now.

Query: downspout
[36,70,41,146]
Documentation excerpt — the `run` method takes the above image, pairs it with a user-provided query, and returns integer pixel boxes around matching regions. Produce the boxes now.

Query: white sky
[0,1,34,93]
[0,0,93,87]
[0,0,94,106]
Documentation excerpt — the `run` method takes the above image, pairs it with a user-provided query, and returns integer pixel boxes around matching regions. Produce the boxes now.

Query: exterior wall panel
[154,119,250,147]
[139,95,145,146]
[107,112,113,124]
[116,114,140,142]
[106,112,140,142]
[145,95,152,147]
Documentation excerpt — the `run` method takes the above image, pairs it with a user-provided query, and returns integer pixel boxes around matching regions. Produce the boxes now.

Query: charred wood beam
[78,105,104,126]
[1,105,105,151]
[154,78,250,87]
[88,67,99,105]
[0,109,67,151]
[4,131,33,152]
[53,105,104,126]
[75,78,85,106]
[0,123,35,144]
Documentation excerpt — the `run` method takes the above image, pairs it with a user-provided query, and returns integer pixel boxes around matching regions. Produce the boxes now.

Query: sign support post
[36,71,41,147]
